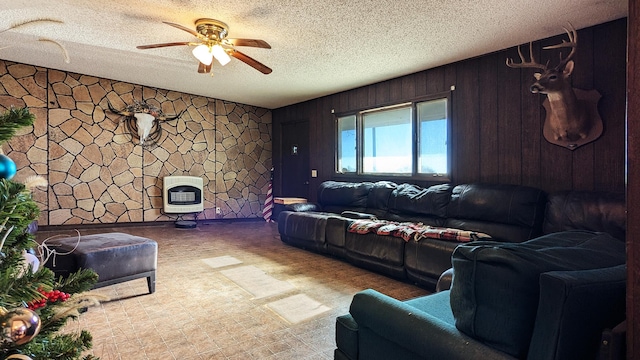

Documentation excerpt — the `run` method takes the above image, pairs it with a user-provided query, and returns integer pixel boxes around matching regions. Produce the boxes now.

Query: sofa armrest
[286,202,321,212]
[528,264,626,360]
[436,267,454,292]
[341,210,377,219]
[349,289,515,360]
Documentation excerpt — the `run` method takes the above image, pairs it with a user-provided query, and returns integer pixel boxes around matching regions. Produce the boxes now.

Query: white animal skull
[107,100,183,147]
[134,112,156,145]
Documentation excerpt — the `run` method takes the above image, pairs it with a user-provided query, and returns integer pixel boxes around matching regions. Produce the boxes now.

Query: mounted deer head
[108,100,184,147]
[506,24,602,150]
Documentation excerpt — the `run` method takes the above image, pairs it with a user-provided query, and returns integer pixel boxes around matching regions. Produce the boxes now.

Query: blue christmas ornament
[0,154,16,180]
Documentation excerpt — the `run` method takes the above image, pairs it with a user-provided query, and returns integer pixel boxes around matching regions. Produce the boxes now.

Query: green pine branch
[0,265,53,309]
[57,268,99,294]
[0,180,40,245]
[0,106,35,144]
[13,330,96,360]
[0,107,100,359]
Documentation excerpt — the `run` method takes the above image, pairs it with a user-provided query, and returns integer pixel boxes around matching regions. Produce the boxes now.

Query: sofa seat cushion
[450,230,626,358]
[345,231,406,266]
[278,211,332,250]
[345,231,406,278]
[326,216,350,257]
[404,239,460,289]
[404,290,456,325]
[348,289,515,360]
[443,218,539,243]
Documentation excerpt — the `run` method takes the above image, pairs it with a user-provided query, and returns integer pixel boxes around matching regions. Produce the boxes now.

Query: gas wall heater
[163,176,204,214]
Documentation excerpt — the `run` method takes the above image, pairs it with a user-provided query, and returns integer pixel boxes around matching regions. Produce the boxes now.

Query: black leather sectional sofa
[277,180,625,290]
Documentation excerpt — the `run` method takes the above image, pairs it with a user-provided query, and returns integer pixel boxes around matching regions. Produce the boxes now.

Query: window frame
[334,91,452,181]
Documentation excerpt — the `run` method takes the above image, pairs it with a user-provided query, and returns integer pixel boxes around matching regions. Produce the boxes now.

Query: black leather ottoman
[44,232,157,294]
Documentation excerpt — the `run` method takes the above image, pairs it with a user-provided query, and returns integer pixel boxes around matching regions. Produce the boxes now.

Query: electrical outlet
[215,207,221,215]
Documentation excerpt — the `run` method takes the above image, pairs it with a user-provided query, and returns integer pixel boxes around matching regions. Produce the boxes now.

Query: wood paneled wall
[273,18,627,202]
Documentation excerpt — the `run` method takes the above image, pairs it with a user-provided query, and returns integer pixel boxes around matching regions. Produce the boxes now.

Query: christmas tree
[0,107,99,360]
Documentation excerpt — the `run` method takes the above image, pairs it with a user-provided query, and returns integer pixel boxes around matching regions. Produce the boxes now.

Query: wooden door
[281,120,310,198]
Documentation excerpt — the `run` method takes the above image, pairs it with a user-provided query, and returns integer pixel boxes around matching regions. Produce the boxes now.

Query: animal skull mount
[108,100,183,147]
[506,24,603,150]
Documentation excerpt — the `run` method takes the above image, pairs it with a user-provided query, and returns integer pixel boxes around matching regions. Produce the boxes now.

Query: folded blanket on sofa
[347,219,492,243]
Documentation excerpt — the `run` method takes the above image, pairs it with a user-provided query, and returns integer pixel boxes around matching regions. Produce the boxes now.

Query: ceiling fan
[137,18,272,75]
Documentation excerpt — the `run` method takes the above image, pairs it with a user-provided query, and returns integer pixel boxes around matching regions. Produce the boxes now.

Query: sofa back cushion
[543,190,626,241]
[444,183,547,242]
[387,183,452,219]
[317,181,373,213]
[366,181,398,211]
[449,230,626,358]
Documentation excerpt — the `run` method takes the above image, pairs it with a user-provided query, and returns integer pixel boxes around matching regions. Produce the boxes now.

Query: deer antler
[505,41,548,70]
[542,23,577,71]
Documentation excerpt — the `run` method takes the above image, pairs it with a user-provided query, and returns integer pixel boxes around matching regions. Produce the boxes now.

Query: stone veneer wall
[0,60,272,226]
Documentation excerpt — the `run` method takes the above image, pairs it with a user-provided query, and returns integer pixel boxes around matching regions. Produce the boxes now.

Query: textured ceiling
[0,0,628,109]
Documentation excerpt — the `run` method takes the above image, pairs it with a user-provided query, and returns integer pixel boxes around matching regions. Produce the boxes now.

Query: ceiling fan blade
[137,42,190,49]
[197,62,212,74]
[229,50,272,74]
[226,38,271,49]
[163,21,200,38]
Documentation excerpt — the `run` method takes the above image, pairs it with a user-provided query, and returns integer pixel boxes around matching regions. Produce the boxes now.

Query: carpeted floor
[37,221,428,360]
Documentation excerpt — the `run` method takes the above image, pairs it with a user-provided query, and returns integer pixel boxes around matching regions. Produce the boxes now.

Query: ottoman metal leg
[147,271,156,294]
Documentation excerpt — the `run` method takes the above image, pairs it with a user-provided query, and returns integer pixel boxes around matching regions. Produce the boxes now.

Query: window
[363,105,412,174]
[336,94,449,178]
[337,115,356,173]
[417,98,448,174]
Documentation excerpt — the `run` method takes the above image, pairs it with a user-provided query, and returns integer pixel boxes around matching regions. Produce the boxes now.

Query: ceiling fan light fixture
[212,44,231,66]
[192,44,213,65]
[138,18,272,74]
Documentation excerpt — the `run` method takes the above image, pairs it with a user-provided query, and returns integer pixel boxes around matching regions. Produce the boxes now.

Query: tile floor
[37,221,429,360]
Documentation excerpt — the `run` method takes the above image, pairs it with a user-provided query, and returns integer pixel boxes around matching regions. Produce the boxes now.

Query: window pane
[337,115,356,173]
[417,99,448,174]
[363,106,412,174]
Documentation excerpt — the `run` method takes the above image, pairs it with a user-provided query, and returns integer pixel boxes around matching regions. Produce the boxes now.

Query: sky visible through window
[337,98,448,175]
